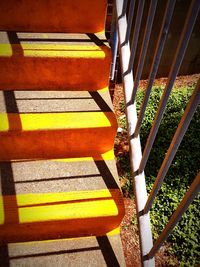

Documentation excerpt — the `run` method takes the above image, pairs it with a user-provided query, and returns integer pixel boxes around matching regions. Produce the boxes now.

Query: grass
[116,84,200,266]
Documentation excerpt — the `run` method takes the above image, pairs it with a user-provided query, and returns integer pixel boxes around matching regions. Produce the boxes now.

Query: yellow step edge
[0,189,121,224]
[53,149,115,163]
[0,112,114,132]
[19,199,118,223]
[9,149,115,163]
[17,190,113,207]
[0,44,110,58]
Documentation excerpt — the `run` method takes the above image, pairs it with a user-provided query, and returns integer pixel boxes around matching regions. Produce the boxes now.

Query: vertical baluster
[134,0,176,137]
[110,4,119,81]
[131,0,158,103]
[139,0,200,173]
[128,0,145,73]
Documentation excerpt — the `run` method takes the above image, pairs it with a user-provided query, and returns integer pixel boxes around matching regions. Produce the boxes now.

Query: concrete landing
[0,32,111,90]
[0,89,117,160]
[0,0,107,33]
[0,228,126,267]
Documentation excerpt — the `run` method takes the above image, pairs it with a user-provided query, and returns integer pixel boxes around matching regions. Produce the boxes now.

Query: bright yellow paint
[0,197,4,224]
[0,43,109,58]
[0,44,12,56]
[7,149,115,163]
[0,188,120,225]
[0,112,111,132]
[16,190,112,206]
[107,227,120,236]
[19,199,118,223]
[0,113,9,131]
[97,86,109,93]
[54,149,115,162]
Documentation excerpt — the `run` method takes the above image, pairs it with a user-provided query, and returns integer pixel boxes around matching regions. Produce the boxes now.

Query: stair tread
[0,89,114,131]
[0,152,125,243]
[1,228,126,267]
[0,112,114,131]
[0,89,113,113]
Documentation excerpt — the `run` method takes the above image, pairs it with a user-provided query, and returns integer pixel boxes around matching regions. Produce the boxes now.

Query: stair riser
[0,0,107,33]
[0,55,111,90]
[0,128,116,160]
[0,216,123,244]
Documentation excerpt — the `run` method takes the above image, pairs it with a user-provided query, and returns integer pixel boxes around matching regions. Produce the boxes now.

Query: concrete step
[0,89,117,160]
[0,32,111,90]
[0,151,125,244]
[0,228,126,267]
[0,0,107,33]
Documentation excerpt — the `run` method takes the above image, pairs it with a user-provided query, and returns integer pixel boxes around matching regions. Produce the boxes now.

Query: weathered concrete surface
[0,0,107,33]
[0,89,117,160]
[0,229,126,267]
[0,32,111,90]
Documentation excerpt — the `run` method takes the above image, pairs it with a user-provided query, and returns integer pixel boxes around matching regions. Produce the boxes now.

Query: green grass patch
[118,85,200,266]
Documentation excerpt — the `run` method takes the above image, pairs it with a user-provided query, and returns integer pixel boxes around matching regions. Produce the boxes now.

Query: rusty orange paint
[0,0,107,33]
[0,112,117,160]
[0,44,111,90]
[0,189,125,244]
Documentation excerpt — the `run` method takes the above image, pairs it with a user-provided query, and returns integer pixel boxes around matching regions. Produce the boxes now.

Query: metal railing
[111,0,200,266]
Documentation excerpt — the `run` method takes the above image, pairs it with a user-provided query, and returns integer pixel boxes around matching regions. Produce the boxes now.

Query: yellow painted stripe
[0,44,109,58]
[107,227,120,236]
[54,149,115,163]
[16,190,112,206]
[0,44,12,56]
[8,150,115,163]
[0,114,9,131]
[0,188,120,224]
[0,197,4,225]
[0,112,112,132]
[24,50,106,58]
[18,199,118,223]
[97,86,109,93]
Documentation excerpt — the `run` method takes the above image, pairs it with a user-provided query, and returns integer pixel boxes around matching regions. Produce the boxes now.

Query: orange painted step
[0,89,117,161]
[0,152,125,244]
[0,32,111,90]
[0,0,107,33]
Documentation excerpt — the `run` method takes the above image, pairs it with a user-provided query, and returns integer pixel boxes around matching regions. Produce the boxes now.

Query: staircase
[0,1,126,266]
